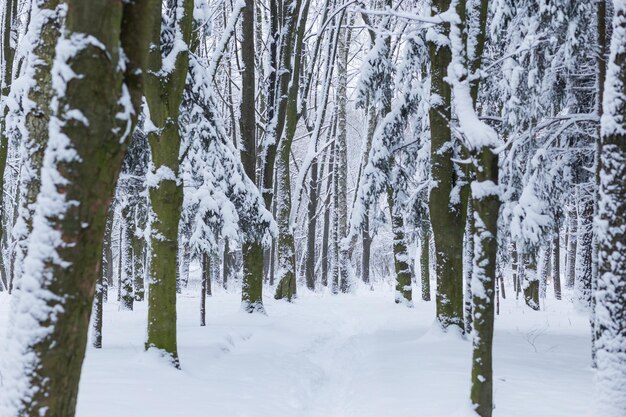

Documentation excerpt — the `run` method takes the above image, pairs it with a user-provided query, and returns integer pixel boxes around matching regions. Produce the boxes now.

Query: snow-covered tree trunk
[387,186,412,306]
[361,106,377,286]
[132,204,146,301]
[511,242,519,298]
[274,144,297,300]
[0,0,17,291]
[0,0,155,413]
[200,252,209,326]
[522,251,540,310]
[448,0,498,412]
[336,22,350,293]
[321,143,334,288]
[120,204,134,310]
[428,0,466,331]
[9,0,63,291]
[575,195,593,309]
[144,0,193,367]
[305,157,319,290]
[421,219,431,301]
[594,2,626,414]
[240,0,265,313]
[273,0,309,301]
[539,246,550,301]
[465,200,475,333]
[551,219,562,300]
[566,203,578,288]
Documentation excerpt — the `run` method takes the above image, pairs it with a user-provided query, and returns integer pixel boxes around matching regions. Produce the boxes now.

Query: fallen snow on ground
[0,284,592,417]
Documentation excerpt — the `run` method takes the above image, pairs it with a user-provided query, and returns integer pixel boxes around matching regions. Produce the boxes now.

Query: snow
[0,285,593,417]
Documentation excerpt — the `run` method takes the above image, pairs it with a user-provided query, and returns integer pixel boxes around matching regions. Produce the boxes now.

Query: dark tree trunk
[421,219,431,301]
[552,219,562,300]
[305,157,319,291]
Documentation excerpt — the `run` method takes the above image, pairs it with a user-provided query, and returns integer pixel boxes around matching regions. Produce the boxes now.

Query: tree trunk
[9,0,61,290]
[511,242,519,297]
[523,251,540,311]
[132,204,146,301]
[428,0,466,331]
[0,0,155,413]
[552,218,562,300]
[274,145,297,300]
[539,246,550,301]
[592,0,608,368]
[273,0,309,301]
[421,219,431,301]
[387,187,412,305]
[595,3,626,415]
[575,195,593,310]
[144,0,194,367]
[200,252,208,326]
[469,149,500,417]
[566,203,578,288]
[240,0,266,313]
[464,199,474,333]
[305,157,319,290]
[362,215,372,286]
[0,0,17,289]
[336,22,350,293]
[120,205,134,310]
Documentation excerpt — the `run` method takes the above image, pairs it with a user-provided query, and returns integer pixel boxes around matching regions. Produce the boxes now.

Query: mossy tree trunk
[428,0,466,331]
[240,0,266,312]
[273,0,309,301]
[144,0,194,367]
[1,0,156,414]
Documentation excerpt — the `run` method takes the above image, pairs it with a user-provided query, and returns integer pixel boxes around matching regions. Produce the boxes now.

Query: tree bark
[387,187,412,305]
[552,218,562,300]
[200,252,208,326]
[240,0,265,313]
[464,199,474,333]
[144,0,194,367]
[595,3,626,415]
[523,251,540,311]
[428,0,466,331]
[421,219,431,301]
[304,157,319,290]
[0,0,155,413]
[119,204,134,310]
[575,195,593,310]
[566,203,578,288]
[273,0,309,301]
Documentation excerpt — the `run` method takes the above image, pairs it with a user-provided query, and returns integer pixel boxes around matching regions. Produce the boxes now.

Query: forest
[0,0,624,416]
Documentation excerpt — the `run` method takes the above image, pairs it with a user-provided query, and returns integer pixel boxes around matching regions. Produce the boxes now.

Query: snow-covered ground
[0,285,592,417]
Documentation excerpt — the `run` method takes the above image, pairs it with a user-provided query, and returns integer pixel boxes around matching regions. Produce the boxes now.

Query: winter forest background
[0,0,624,416]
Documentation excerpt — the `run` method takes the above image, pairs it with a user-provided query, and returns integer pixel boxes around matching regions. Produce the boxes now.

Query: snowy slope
[0,286,592,417]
